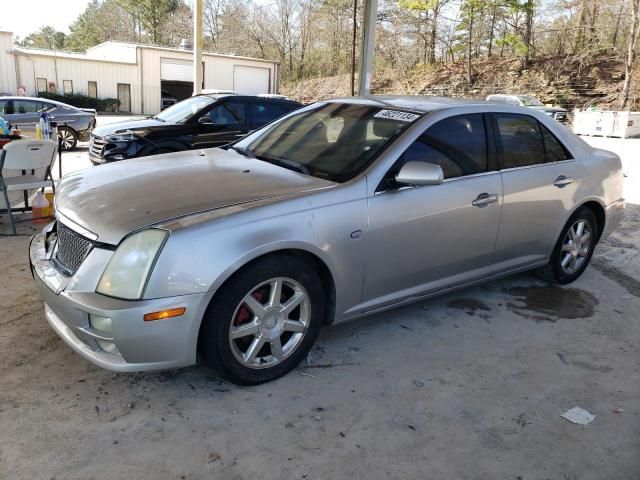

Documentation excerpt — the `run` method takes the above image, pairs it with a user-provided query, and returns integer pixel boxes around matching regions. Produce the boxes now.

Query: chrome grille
[89,134,106,161]
[54,223,93,275]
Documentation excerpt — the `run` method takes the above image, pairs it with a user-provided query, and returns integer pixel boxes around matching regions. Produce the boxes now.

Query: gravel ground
[0,132,638,479]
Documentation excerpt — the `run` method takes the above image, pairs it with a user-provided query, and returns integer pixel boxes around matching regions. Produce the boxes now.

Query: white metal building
[0,31,280,115]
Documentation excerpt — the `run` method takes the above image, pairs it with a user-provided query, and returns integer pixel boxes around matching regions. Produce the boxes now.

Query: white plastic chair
[0,139,57,234]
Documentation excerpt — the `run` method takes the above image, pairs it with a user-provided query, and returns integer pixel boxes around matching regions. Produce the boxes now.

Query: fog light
[90,314,112,333]
[96,339,121,356]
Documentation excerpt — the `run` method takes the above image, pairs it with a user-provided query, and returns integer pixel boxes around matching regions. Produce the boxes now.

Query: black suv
[89,95,302,164]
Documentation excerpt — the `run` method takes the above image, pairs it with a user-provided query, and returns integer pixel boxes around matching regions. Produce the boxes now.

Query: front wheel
[57,127,78,150]
[199,254,325,385]
[541,207,598,284]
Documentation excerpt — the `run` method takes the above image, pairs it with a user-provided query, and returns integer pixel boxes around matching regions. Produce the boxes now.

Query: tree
[118,0,180,44]
[19,26,67,50]
[621,0,640,108]
[65,0,137,51]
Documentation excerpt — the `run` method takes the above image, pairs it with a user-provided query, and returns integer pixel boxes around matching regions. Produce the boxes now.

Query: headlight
[96,229,168,300]
[106,133,138,142]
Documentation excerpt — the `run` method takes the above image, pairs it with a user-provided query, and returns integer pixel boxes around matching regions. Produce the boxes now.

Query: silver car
[0,96,96,150]
[29,96,625,385]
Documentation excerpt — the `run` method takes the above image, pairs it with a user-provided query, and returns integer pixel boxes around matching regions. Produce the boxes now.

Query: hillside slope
[283,54,636,110]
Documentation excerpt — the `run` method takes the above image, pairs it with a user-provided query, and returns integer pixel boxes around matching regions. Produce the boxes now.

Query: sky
[0,0,91,39]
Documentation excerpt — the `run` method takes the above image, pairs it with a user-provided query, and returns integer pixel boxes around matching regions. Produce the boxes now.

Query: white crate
[573,110,640,138]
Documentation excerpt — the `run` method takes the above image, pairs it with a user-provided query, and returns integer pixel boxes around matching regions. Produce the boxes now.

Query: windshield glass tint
[236,103,415,182]
[518,95,543,106]
[155,95,216,123]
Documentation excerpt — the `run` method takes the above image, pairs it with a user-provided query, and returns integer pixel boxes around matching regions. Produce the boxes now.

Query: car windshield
[154,95,216,123]
[233,103,418,183]
[518,95,543,106]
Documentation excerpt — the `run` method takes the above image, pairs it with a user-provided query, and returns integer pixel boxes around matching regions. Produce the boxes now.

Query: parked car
[0,96,96,150]
[30,96,624,385]
[486,94,568,123]
[89,94,302,165]
[161,90,177,110]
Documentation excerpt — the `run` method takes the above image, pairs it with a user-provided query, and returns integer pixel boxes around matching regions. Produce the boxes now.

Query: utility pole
[351,0,358,96]
[193,0,203,95]
[358,0,377,96]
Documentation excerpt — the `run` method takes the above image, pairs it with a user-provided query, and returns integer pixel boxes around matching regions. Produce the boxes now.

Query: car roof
[0,96,81,110]
[195,94,301,105]
[326,95,488,113]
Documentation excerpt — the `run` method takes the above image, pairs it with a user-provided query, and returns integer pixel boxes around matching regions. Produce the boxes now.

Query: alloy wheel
[58,129,76,150]
[228,277,310,369]
[560,219,592,275]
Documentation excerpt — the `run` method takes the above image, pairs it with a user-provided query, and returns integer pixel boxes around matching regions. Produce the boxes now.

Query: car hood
[55,148,336,244]
[92,118,166,136]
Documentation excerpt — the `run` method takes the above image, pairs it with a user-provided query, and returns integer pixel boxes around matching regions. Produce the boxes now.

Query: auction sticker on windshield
[374,110,421,122]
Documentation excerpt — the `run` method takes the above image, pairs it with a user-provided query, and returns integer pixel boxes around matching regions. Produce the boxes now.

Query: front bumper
[29,229,209,372]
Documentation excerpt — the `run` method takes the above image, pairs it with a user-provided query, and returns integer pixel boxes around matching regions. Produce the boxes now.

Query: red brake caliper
[234,290,268,326]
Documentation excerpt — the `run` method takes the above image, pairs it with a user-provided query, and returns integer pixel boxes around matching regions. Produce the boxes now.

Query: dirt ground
[1,135,639,479]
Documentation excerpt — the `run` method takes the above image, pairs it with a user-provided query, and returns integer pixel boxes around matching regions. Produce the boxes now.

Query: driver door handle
[553,175,574,188]
[472,193,499,207]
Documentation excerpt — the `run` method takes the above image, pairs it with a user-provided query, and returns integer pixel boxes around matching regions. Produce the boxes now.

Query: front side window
[155,95,216,123]
[495,113,545,169]
[234,102,416,183]
[395,114,488,180]
[207,101,246,125]
[12,100,47,114]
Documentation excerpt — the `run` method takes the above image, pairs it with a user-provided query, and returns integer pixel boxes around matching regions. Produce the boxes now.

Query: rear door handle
[553,175,574,188]
[472,193,499,207]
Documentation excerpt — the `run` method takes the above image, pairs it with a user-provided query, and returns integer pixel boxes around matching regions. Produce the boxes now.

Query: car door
[192,99,248,149]
[491,112,580,272]
[363,113,503,306]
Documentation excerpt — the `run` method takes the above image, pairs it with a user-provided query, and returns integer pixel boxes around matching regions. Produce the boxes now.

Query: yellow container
[43,191,55,218]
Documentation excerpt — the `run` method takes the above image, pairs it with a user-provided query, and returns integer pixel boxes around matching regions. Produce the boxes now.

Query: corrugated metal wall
[0,33,17,94]
[3,40,278,115]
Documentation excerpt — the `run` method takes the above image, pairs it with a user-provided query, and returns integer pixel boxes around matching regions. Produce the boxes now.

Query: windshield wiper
[230,145,255,158]
[254,155,311,175]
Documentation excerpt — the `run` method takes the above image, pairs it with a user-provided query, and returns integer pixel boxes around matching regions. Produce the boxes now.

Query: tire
[540,206,598,284]
[199,254,325,385]
[58,127,78,151]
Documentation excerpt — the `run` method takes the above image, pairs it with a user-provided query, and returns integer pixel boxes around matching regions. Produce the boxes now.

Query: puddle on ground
[447,298,491,315]
[504,285,598,322]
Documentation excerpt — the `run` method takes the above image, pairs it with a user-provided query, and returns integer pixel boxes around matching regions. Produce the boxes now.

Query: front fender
[144,192,367,322]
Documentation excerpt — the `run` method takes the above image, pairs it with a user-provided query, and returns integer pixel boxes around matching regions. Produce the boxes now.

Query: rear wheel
[199,254,324,385]
[541,207,598,284]
[57,127,78,150]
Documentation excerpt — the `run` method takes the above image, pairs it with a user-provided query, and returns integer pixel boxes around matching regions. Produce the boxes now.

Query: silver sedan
[29,96,625,385]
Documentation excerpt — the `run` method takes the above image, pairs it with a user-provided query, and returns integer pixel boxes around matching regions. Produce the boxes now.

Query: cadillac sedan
[29,96,625,385]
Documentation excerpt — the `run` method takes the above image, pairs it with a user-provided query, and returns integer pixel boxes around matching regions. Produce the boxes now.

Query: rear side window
[399,114,488,179]
[494,113,545,168]
[540,123,572,162]
[250,101,288,125]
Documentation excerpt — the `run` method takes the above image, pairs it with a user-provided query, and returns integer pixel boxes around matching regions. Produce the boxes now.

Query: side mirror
[395,161,443,186]
[198,116,214,124]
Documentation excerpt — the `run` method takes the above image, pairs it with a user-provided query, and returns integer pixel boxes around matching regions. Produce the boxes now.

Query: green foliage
[38,92,120,112]
[117,0,180,44]
[496,32,528,56]
[19,26,67,50]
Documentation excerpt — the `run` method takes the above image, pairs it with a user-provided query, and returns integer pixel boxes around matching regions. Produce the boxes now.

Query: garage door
[233,66,270,95]
[161,58,193,82]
